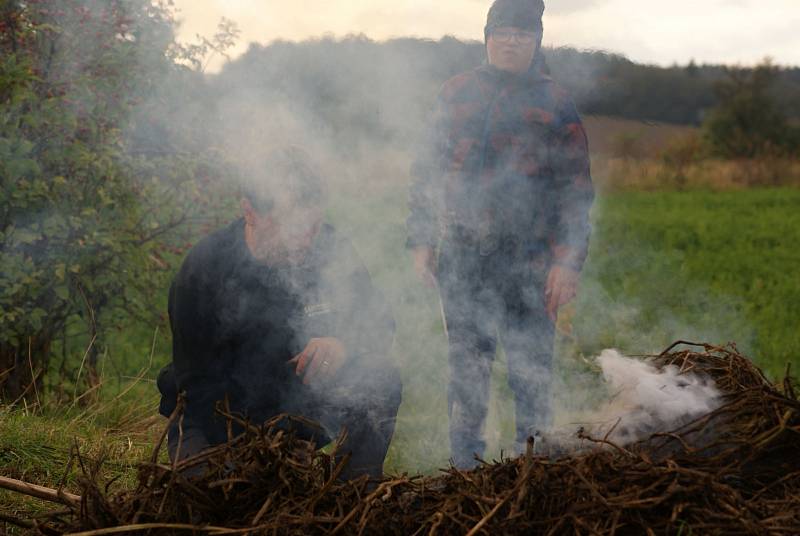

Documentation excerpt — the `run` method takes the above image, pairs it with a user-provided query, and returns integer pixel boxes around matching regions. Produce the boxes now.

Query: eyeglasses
[490,29,537,45]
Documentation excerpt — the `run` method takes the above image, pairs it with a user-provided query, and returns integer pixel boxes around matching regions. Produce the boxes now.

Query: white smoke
[542,349,721,453]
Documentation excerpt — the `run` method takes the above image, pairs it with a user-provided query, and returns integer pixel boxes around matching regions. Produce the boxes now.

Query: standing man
[407,0,594,468]
[158,146,402,480]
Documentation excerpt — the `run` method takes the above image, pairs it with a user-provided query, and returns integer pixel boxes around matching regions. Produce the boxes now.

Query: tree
[0,0,233,403]
[703,60,799,159]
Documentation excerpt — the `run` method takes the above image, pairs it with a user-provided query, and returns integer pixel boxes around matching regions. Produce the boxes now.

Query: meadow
[3,6,799,526]
[329,169,800,473]
[3,134,800,520]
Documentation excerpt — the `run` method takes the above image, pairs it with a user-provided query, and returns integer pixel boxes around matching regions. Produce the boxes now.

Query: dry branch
[5,342,799,535]
[0,475,81,508]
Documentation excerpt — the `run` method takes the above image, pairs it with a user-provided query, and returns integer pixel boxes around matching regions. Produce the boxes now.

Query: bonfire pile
[14,343,800,534]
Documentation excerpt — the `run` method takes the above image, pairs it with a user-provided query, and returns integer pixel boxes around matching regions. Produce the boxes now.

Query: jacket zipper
[477,87,503,178]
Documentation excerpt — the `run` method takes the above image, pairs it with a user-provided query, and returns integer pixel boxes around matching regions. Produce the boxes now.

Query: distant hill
[204,35,799,154]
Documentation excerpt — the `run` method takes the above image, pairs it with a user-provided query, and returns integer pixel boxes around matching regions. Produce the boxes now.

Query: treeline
[213,35,800,136]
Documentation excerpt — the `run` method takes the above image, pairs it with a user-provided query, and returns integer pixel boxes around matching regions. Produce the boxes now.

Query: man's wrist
[551,244,584,272]
[553,260,581,272]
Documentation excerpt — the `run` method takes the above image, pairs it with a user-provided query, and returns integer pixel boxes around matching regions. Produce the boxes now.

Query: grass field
[330,181,800,473]
[575,188,800,374]
[3,175,800,518]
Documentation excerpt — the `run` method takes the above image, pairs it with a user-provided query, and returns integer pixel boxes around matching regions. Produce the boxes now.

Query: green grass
[0,400,163,523]
[3,185,800,516]
[0,329,170,522]
[574,188,800,378]
[329,184,800,472]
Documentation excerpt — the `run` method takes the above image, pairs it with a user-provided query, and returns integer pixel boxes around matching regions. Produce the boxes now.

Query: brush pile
[22,343,800,534]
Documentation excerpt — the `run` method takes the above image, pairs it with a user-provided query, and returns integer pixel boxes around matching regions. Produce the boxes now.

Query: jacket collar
[478,62,551,87]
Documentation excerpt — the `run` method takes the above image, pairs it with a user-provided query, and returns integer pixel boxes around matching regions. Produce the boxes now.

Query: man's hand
[412,246,437,288]
[288,337,347,385]
[545,264,580,322]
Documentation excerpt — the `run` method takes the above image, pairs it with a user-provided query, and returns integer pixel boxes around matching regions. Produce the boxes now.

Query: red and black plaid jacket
[407,64,594,270]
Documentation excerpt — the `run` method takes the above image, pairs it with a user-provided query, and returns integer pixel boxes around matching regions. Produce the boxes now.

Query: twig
[0,475,81,508]
[64,523,232,536]
[464,488,515,536]
[511,436,535,516]
[70,334,98,408]
[28,336,41,411]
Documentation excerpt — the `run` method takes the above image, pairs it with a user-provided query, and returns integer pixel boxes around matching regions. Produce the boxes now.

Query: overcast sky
[172,0,800,72]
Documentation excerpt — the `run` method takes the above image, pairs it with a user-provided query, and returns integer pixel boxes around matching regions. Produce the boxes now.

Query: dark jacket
[157,219,396,444]
[407,64,594,270]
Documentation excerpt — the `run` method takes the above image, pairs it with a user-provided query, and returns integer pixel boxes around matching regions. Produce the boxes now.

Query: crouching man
[157,146,402,480]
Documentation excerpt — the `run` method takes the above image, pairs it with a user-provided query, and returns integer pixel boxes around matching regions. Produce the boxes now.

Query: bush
[659,133,708,189]
[703,60,799,159]
[0,1,232,402]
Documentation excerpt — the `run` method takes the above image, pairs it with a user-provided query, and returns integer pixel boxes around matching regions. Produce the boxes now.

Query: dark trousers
[438,237,555,469]
[165,366,402,481]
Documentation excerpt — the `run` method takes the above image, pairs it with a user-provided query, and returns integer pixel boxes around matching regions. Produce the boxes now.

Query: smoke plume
[542,349,721,453]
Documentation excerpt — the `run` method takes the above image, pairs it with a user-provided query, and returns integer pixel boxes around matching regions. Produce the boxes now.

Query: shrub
[0,1,233,402]
[703,60,799,159]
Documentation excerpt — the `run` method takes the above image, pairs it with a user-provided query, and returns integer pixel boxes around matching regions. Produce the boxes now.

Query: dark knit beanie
[484,0,545,41]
